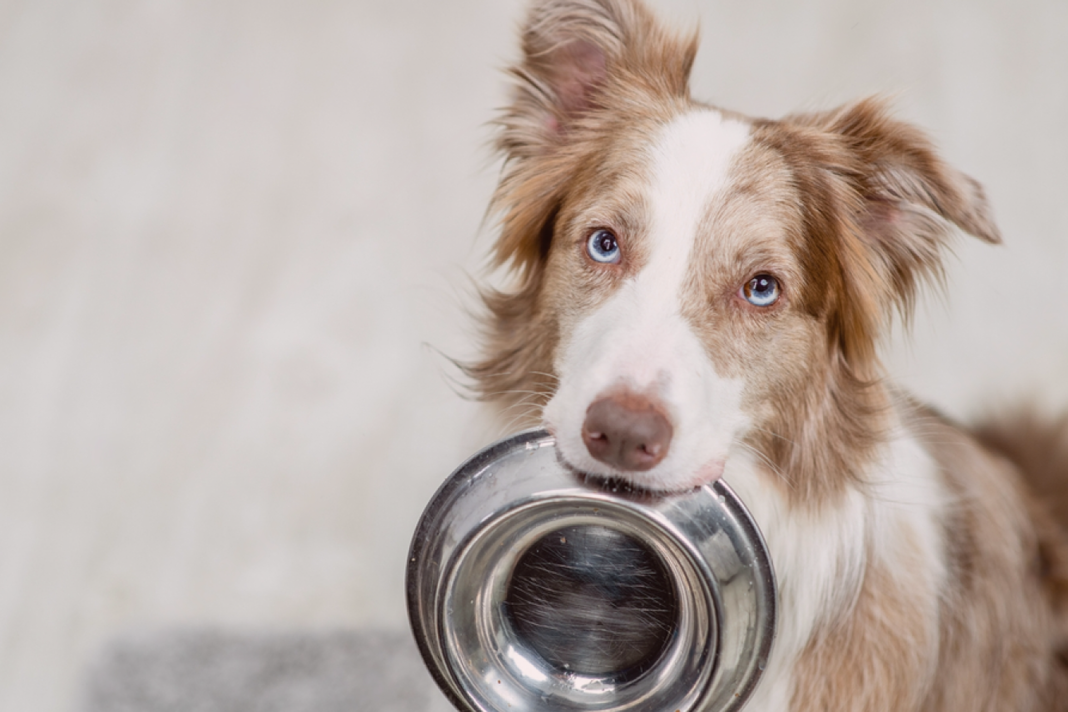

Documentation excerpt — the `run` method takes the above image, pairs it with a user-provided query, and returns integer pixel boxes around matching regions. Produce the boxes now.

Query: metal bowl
[406,429,775,712]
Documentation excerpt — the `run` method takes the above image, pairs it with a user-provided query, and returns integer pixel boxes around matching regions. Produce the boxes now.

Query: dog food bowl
[406,429,776,712]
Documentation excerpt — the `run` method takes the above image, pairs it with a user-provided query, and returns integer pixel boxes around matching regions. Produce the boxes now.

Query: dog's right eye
[586,229,621,264]
[742,274,781,307]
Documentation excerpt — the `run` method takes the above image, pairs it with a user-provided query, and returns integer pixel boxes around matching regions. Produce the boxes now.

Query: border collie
[465,0,1068,708]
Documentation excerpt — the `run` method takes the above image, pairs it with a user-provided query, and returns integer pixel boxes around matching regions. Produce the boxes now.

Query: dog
[463,0,1068,709]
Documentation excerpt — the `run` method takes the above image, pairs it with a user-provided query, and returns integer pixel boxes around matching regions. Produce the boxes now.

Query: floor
[1,0,1066,710]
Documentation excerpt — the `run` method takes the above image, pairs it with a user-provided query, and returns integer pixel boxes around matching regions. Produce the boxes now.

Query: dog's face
[473,0,1000,496]
[540,110,821,491]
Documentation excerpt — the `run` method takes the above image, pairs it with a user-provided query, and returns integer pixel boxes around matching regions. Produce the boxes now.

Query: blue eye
[586,229,621,264]
[742,274,780,307]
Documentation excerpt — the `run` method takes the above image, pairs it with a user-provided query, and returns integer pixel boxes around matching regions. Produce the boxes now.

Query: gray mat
[79,629,454,712]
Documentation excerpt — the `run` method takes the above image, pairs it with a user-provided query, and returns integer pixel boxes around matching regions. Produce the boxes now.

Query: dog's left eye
[586,229,621,264]
[742,274,780,307]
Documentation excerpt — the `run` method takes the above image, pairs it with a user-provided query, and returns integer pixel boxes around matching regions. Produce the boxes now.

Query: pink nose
[581,392,673,471]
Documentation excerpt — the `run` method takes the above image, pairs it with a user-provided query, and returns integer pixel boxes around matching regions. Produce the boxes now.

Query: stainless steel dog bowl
[406,429,775,712]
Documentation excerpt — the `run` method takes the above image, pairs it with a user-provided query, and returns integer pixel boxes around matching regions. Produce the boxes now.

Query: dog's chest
[721,430,948,709]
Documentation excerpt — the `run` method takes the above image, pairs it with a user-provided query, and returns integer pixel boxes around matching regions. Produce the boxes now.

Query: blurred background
[1,0,1065,710]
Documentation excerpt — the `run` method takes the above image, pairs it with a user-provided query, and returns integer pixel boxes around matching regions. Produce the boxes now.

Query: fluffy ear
[814,98,1002,317]
[491,0,696,273]
[502,0,696,156]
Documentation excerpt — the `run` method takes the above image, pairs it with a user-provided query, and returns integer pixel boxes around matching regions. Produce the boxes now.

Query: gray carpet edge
[76,627,455,712]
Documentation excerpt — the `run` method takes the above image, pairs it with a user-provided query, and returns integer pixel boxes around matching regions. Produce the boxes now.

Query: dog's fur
[465,0,1068,708]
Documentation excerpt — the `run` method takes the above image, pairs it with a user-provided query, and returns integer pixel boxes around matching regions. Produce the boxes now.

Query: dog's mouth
[551,446,656,496]
[552,446,711,500]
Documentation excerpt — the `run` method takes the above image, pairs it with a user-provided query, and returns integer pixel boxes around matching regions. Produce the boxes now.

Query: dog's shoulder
[896,394,1068,709]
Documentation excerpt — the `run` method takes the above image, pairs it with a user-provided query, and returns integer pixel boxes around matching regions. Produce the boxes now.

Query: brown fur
[973,409,1068,651]
[789,399,1068,710]
[466,0,1068,707]
[915,403,1068,710]
[792,560,937,711]
[974,410,1068,534]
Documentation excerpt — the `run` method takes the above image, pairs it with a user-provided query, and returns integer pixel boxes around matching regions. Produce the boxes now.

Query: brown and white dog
[465,0,1068,709]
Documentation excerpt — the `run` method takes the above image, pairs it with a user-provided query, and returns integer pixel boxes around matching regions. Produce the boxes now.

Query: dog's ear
[491,0,696,273]
[502,0,696,156]
[776,98,1000,372]
[814,98,1002,317]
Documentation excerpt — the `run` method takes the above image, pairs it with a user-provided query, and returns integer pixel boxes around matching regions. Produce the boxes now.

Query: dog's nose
[582,392,673,471]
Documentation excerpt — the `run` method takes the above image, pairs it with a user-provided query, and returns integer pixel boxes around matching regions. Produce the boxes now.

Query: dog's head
[470,0,1000,497]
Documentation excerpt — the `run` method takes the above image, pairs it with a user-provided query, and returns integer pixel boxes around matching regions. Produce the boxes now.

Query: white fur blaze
[543,109,753,491]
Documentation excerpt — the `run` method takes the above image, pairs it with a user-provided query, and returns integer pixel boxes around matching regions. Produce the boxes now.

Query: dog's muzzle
[406,429,776,712]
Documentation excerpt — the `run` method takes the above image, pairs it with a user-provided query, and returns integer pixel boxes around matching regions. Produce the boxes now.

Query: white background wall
[0,0,1065,710]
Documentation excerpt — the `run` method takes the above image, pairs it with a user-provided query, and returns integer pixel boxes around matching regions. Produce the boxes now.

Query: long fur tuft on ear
[814,98,1001,320]
[503,0,696,156]
[779,98,1001,373]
